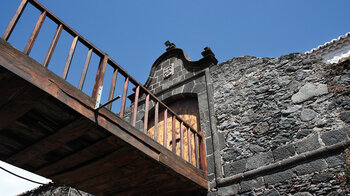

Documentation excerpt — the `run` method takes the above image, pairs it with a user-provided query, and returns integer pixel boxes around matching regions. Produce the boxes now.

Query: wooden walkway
[0,0,207,195]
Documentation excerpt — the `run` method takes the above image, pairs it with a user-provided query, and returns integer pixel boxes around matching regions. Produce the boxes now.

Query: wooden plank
[91,55,108,100]
[2,0,28,41]
[119,77,129,118]
[106,68,118,110]
[77,158,156,192]
[42,24,62,68]
[154,101,159,141]
[23,11,46,55]
[194,133,199,168]
[199,136,207,171]
[0,83,44,129]
[51,146,137,184]
[143,94,149,133]
[131,86,140,126]
[187,127,192,164]
[62,36,78,79]
[5,117,93,166]
[36,136,120,177]
[78,48,92,90]
[180,122,184,158]
[172,115,176,153]
[163,109,167,147]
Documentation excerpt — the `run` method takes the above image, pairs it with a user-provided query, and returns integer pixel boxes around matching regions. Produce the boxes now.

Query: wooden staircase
[0,0,208,195]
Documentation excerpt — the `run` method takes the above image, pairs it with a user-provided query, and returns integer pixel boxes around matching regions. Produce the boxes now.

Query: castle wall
[209,54,350,195]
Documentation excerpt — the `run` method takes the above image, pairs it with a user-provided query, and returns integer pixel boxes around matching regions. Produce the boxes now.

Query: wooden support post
[43,24,62,68]
[194,133,199,168]
[62,36,78,79]
[119,77,129,118]
[143,94,149,134]
[199,136,207,171]
[131,86,140,126]
[163,109,167,147]
[154,102,159,141]
[180,122,184,159]
[78,48,92,90]
[172,116,176,153]
[92,55,108,100]
[187,127,192,164]
[106,68,118,110]
[24,11,46,55]
[2,0,28,41]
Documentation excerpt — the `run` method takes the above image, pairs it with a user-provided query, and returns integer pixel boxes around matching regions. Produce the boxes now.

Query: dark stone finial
[201,46,215,57]
[164,40,176,51]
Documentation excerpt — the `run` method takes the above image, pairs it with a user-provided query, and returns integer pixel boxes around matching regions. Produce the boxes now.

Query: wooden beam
[0,84,44,129]
[163,109,167,147]
[2,0,28,41]
[51,145,136,184]
[36,136,120,177]
[154,101,159,141]
[23,11,46,55]
[143,94,149,133]
[106,68,118,110]
[62,36,78,80]
[78,48,92,90]
[5,117,93,166]
[131,86,140,126]
[91,55,108,100]
[119,77,129,118]
[43,24,62,68]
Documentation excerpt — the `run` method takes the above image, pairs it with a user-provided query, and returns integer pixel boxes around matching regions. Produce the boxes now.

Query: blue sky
[0,0,349,195]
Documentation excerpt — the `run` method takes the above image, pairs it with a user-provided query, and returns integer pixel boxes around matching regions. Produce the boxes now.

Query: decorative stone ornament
[162,60,174,79]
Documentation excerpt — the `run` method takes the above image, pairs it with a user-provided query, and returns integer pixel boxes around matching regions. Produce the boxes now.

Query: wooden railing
[2,0,207,171]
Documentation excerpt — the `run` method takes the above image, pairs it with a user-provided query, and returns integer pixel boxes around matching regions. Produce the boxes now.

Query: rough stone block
[239,177,264,193]
[207,154,215,174]
[218,184,240,196]
[321,129,347,146]
[292,159,327,175]
[295,134,320,154]
[263,169,294,184]
[326,153,346,167]
[291,83,328,103]
[340,111,350,123]
[247,151,274,170]
[223,159,247,176]
[272,144,295,161]
[311,172,333,183]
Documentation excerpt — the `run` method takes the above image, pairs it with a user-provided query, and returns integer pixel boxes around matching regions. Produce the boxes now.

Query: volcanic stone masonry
[209,53,350,195]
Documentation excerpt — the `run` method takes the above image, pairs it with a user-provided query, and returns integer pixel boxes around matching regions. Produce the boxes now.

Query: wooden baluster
[154,102,159,141]
[2,0,28,41]
[199,135,207,171]
[43,24,63,68]
[119,77,129,118]
[163,109,167,147]
[132,86,140,126]
[91,55,108,100]
[187,127,192,164]
[180,122,184,159]
[106,68,118,110]
[62,36,78,79]
[143,94,150,134]
[78,48,92,90]
[24,11,46,55]
[194,133,199,168]
[172,116,176,153]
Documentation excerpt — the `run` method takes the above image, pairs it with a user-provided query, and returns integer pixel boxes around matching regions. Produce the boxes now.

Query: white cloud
[0,161,51,196]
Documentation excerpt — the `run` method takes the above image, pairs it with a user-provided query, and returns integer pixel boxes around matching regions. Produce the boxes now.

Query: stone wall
[209,53,350,195]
